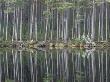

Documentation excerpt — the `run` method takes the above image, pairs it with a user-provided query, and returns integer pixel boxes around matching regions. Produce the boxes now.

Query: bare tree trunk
[98,13,101,42]
[57,10,59,41]
[91,0,95,41]
[6,1,9,41]
[50,10,53,40]
[20,8,22,41]
[30,1,34,40]
[35,0,38,41]
[105,1,108,41]
[12,7,16,42]
[45,2,49,41]
[15,7,19,41]
[101,0,104,41]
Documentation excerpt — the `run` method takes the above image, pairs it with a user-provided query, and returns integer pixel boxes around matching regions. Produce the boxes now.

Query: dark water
[0,48,110,82]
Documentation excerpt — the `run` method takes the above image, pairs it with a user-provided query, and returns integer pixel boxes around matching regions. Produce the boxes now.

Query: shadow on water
[0,48,110,82]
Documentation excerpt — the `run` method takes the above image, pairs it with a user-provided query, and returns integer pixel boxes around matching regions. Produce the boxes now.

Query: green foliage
[56,2,74,11]
[72,35,86,45]
[0,0,22,4]
[1,0,25,14]
[43,10,51,16]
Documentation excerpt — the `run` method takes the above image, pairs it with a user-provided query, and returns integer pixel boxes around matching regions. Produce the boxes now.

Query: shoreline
[0,40,110,49]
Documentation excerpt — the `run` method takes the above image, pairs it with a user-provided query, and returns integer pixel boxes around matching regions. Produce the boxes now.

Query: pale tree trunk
[45,2,49,41]
[20,8,22,41]
[101,0,104,41]
[61,13,64,41]
[45,17,48,41]
[3,6,6,41]
[57,10,59,41]
[50,10,53,40]
[84,12,86,35]
[77,0,80,39]
[91,0,95,41]
[0,4,2,40]
[35,0,38,41]
[15,7,19,41]
[98,13,101,42]
[30,1,35,40]
[71,0,74,39]
[6,0,9,41]
[64,11,69,43]
[105,1,108,41]
[12,7,16,42]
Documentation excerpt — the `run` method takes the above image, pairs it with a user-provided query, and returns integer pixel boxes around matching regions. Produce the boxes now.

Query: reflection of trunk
[30,52,34,82]
[63,49,68,80]
[50,52,53,81]
[106,50,108,82]
[6,51,9,78]
[34,51,38,81]
[20,51,22,82]
[101,51,104,82]
[45,51,49,78]
[91,53,95,82]
[0,53,1,82]
[13,50,18,81]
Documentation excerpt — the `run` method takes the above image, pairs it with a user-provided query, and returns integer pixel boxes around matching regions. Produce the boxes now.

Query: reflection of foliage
[5,79,14,82]
[43,73,52,82]
[76,71,85,81]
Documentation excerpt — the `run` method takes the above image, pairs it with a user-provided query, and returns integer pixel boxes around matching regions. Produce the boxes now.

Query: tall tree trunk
[12,7,16,42]
[35,0,38,41]
[105,1,108,41]
[20,8,22,41]
[101,0,104,41]
[91,0,95,41]
[98,13,101,42]
[45,2,49,41]
[30,1,34,40]
[0,4,2,40]
[6,1,9,41]
[57,10,59,41]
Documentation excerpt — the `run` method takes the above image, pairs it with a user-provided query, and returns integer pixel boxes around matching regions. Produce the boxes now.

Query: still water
[0,48,110,82]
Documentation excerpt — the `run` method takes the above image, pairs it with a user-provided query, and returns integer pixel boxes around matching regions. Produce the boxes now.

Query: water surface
[0,48,110,82]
